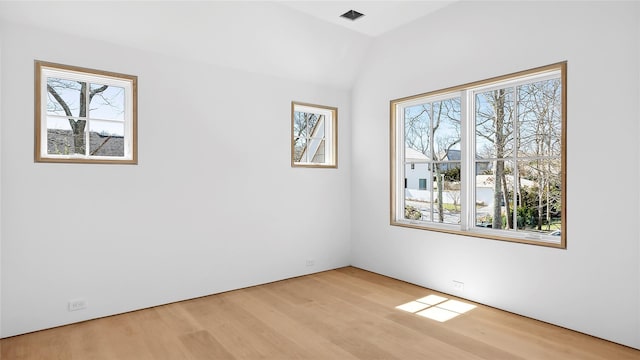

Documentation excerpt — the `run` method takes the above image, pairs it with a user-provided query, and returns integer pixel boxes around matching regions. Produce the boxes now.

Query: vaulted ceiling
[0,1,456,89]
[279,1,456,37]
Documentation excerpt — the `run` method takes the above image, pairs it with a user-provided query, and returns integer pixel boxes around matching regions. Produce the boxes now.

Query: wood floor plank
[125,307,193,360]
[309,271,510,359]
[94,315,157,360]
[179,330,235,360]
[253,276,488,360]
[1,267,639,360]
[235,286,360,359]
[181,291,314,359]
[154,300,203,336]
[451,306,640,360]
[248,283,404,359]
[0,328,72,360]
[64,318,120,360]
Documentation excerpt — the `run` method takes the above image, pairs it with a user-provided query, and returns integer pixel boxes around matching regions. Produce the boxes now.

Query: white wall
[637,7,640,349]
[351,1,640,349]
[0,21,351,337]
[0,25,3,338]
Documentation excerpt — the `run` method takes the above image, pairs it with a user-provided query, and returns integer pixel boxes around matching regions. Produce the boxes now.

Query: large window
[291,102,337,168]
[391,63,566,248]
[35,61,137,164]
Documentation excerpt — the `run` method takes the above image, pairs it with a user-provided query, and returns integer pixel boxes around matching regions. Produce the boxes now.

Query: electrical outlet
[452,280,464,292]
[306,259,315,267]
[68,298,87,312]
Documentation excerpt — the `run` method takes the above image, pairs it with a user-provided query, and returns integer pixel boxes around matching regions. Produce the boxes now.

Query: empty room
[1,1,639,359]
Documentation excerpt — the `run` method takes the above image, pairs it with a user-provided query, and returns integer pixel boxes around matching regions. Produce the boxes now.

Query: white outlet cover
[68,299,87,311]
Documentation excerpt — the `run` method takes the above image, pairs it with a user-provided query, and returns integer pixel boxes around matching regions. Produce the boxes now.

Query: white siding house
[404,147,431,201]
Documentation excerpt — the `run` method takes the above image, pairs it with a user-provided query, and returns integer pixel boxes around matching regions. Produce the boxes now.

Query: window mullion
[85,82,90,156]
[429,104,435,222]
[512,85,519,231]
[324,116,329,161]
[461,90,474,230]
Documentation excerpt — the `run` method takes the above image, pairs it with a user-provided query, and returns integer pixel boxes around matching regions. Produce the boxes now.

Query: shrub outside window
[291,102,337,168]
[390,62,566,248]
[35,60,137,164]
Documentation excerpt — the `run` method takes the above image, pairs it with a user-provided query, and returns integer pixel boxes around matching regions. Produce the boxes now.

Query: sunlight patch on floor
[395,295,477,322]
[415,294,448,305]
[395,301,429,313]
[416,306,459,322]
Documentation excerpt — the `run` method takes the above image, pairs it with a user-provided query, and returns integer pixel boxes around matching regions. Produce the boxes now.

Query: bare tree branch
[47,84,73,117]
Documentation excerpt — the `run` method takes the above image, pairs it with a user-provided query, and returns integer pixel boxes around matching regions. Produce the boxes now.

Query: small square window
[291,102,337,168]
[35,61,138,164]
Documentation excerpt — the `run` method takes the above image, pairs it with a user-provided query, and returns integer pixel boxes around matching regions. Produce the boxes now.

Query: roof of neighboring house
[446,149,491,163]
[47,129,124,156]
[446,149,461,161]
[406,148,496,167]
[405,148,429,162]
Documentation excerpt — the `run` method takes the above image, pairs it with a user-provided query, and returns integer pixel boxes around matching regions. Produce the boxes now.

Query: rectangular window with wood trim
[391,62,566,248]
[35,60,138,164]
[291,101,337,168]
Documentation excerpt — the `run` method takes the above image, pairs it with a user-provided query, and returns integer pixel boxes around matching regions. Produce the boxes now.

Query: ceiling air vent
[340,10,364,21]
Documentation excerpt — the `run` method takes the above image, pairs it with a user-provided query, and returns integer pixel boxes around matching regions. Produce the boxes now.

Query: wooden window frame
[390,62,567,248]
[35,60,138,164]
[291,101,338,168]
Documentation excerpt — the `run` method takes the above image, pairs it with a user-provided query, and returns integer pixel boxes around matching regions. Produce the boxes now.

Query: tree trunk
[502,173,513,229]
[537,161,544,230]
[493,161,503,229]
[492,89,506,229]
[70,120,86,155]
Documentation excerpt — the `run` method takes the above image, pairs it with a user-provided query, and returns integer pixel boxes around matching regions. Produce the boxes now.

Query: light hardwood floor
[2,267,639,359]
